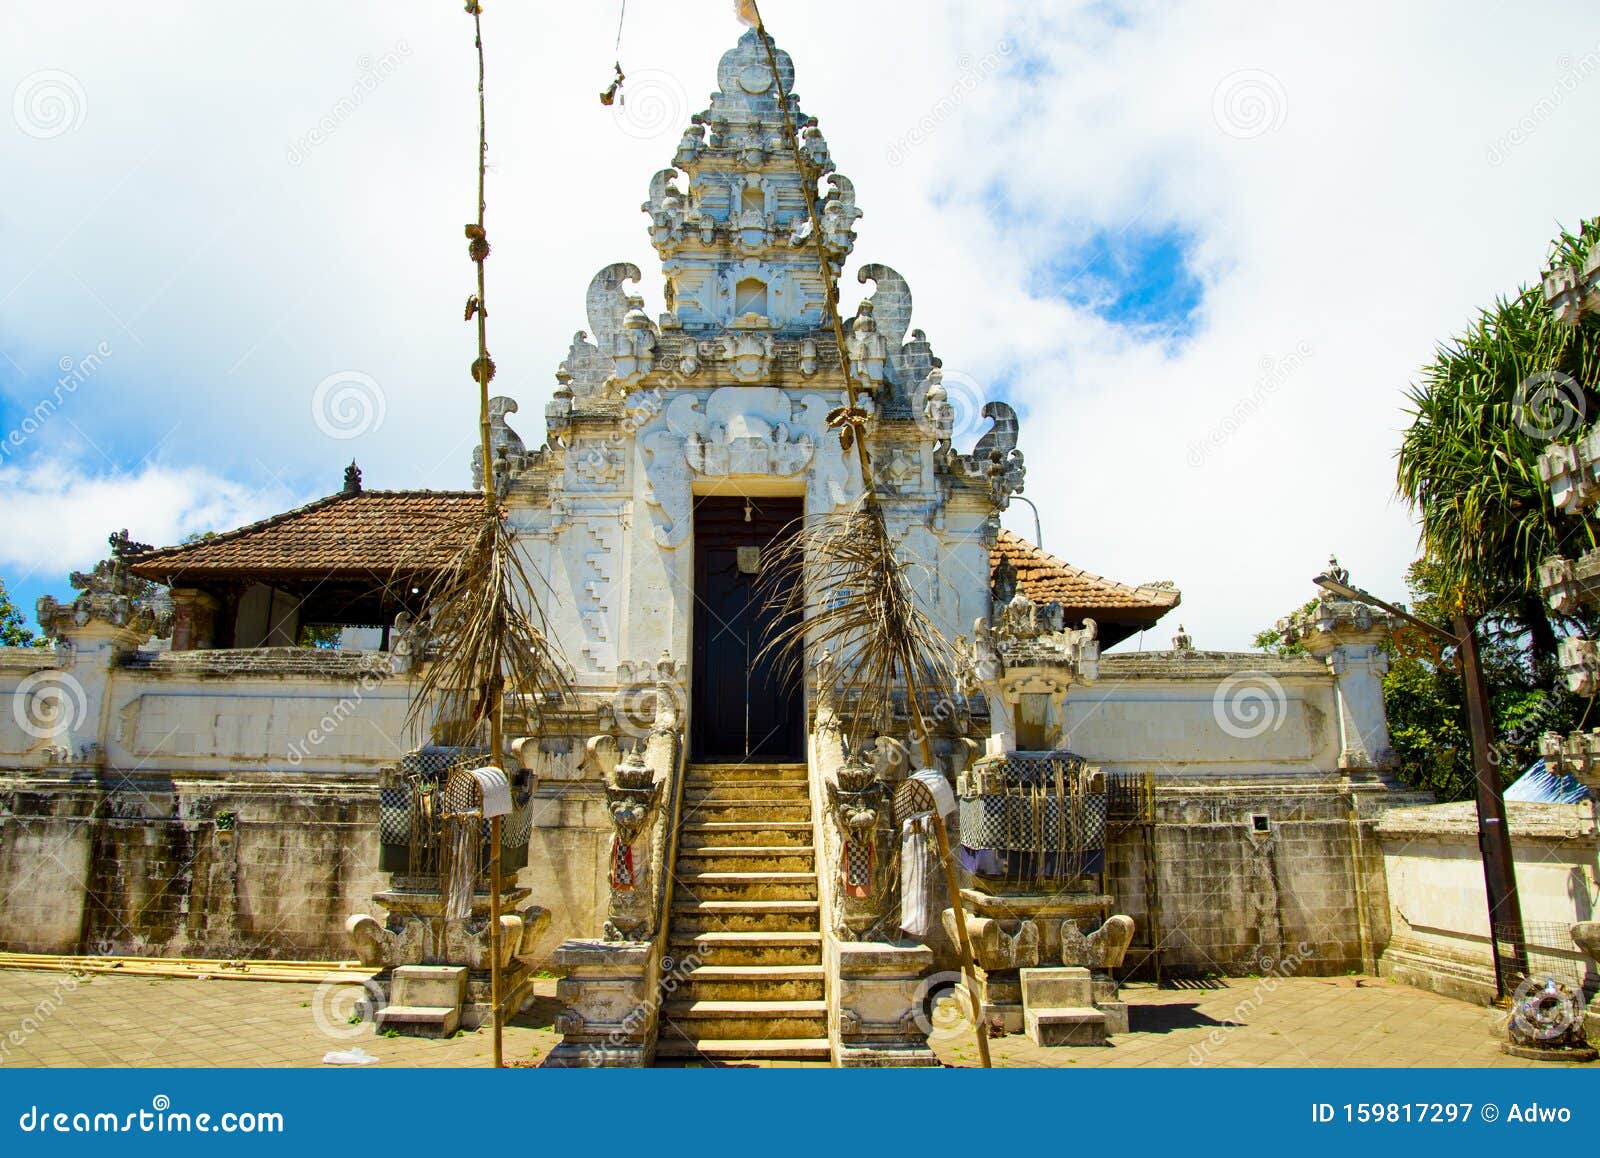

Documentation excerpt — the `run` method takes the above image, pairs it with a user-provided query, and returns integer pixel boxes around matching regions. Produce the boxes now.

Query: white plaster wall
[1061,669,1340,774]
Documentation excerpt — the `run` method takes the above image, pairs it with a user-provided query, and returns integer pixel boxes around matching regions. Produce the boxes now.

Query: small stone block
[374,1004,460,1039]
[1019,966,1093,1010]
[1098,1000,1129,1035]
[390,964,468,1009]
[1025,1006,1107,1047]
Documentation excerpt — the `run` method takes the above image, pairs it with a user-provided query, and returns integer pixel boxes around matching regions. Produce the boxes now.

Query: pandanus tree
[1396,219,1600,669]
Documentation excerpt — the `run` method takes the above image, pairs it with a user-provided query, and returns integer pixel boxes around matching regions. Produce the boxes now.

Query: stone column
[168,588,219,652]
[833,941,937,1067]
[1282,592,1398,771]
[33,595,161,767]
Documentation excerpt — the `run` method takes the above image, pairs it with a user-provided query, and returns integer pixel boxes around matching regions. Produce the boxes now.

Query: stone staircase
[657,762,830,1063]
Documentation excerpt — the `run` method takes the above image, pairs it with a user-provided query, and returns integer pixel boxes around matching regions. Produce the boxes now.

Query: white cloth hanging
[466,765,512,818]
[900,815,936,938]
[908,767,956,820]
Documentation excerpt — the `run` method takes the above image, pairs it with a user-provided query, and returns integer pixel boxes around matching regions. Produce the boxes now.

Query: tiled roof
[130,494,1181,632]
[991,528,1180,621]
[129,490,482,581]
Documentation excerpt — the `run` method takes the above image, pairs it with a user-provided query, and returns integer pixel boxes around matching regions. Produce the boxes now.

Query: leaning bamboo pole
[465,0,505,1070]
[747,3,990,1068]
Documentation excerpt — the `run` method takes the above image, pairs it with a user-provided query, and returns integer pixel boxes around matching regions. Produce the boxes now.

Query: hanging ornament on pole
[599,0,628,106]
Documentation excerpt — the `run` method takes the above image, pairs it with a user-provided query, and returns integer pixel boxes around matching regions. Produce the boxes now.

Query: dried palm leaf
[756,494,959,762]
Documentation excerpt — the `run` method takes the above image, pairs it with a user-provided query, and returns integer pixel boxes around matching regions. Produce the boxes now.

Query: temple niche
[0,25,1426,1070]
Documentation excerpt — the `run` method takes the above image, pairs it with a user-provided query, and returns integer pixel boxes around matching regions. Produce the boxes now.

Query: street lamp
[1312,569,1529,1000]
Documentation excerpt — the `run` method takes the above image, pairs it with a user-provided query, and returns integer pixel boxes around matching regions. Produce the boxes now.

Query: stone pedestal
[957,887,1110,1032]
[545,939,657,1068]
[346,886,549,1030]
[833,941,938,1067]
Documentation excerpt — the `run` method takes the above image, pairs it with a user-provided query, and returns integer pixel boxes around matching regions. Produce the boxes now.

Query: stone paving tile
[0,968,1592,1069]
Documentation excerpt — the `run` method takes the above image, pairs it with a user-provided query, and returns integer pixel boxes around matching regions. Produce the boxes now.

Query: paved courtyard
[0,967,1586,1068]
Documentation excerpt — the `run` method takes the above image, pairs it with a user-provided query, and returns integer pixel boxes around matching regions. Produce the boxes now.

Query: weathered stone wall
[1377,800,1598,1005]
[1104,780,1395,978]
[0,769,383,959]
[1062,653,1416,978]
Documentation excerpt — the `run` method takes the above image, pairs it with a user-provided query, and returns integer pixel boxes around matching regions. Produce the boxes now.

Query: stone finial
[1172,624,1193,652]
[1325,554,1349,586]
[343,460,363,495]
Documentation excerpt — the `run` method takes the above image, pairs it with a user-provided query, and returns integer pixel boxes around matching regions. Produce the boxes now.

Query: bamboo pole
[750,5,990,1067]
[466,0,504,1070]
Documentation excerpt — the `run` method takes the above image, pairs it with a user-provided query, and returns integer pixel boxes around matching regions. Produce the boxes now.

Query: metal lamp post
[1312,570,1528,999]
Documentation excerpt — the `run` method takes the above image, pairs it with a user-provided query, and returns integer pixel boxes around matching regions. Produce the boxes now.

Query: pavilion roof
[992,528,1180,628]
[130,493,1180,641]
[128,489,481,584]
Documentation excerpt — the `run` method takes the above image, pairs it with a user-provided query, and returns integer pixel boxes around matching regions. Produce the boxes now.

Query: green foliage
[0,578,35,647]
[1395,218,1600,663]
[297,623,343,649]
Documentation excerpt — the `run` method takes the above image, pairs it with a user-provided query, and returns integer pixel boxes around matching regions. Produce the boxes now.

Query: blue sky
[2,0,1599,648]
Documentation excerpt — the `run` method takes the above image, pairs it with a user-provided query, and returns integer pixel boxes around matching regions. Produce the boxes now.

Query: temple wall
[1061,653,1411,977]
[0,650,408,960]
[1376,800,1599,1007]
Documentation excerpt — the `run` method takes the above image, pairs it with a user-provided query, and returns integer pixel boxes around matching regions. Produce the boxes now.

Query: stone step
[681,799,812,824]
[661,999,828,1041]
[654,1035,831,1062]
[389,964,467,1010]
[373,1004,459,1039]
[684,780,812,802]
[676,845,816,874]
[679,822,812,848]
[686,764,808,784]
[682,964,825,1003]
[674,871,818,902]
[1024,1006,1107,1048]
[670,899,820,935]
[669,931,822,967]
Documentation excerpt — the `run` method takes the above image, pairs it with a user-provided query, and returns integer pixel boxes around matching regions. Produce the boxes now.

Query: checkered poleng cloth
[843,838,873,896]
[378,748,536,850]
[957,753,1108,856]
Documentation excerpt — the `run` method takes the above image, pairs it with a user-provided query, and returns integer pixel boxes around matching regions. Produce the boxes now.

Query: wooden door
[691,495,805,763]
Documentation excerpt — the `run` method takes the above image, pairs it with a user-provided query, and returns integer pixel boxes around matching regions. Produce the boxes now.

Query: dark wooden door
[691,495,805,763]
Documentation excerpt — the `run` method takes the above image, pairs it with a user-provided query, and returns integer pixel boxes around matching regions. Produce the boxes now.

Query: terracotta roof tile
[991,528,1180,621]
[129,490,481,581]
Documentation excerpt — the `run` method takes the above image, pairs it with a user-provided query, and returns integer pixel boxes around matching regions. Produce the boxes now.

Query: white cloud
[1,1,1596,648]
[0,459,297,582]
